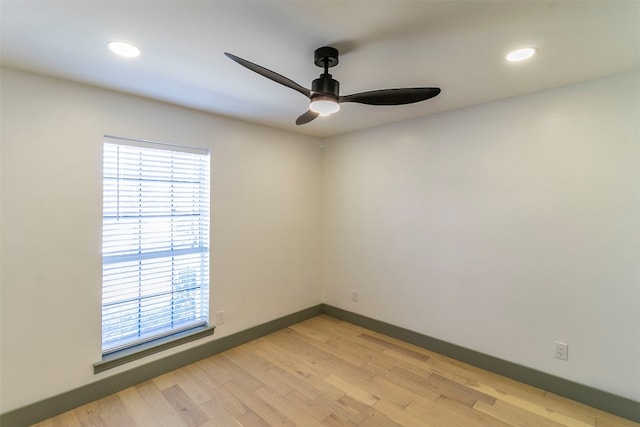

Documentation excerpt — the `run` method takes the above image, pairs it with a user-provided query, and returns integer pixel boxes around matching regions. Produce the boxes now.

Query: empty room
[1,1,639,426]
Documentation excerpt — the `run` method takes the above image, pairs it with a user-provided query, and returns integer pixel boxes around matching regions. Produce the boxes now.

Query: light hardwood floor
[34,315,638,426]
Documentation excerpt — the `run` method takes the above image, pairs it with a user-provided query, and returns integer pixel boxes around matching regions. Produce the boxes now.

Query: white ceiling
[1,0,639,138]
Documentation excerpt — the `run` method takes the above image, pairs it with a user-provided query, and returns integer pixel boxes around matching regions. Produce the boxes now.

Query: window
[101,136,210,355]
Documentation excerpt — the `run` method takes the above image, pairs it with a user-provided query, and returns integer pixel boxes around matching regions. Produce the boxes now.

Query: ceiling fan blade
[224,52,311,98]
[340,87,441,105]
[295,110,319,125]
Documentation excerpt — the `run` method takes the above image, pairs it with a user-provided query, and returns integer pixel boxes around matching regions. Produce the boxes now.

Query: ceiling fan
[224,46,441,125]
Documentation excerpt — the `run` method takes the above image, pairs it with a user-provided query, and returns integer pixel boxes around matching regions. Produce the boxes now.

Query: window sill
[93,325,215,374]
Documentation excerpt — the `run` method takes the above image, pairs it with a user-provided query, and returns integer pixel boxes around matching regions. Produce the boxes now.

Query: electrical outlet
[352,290,359,302]
[554,341,568,361]
[216,310,225,325]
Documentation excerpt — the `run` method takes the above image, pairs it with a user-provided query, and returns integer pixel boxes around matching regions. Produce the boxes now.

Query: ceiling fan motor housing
[312,75,340,101]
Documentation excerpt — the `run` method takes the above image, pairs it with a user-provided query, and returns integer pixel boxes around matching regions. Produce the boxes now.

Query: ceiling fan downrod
[311,46,340,100]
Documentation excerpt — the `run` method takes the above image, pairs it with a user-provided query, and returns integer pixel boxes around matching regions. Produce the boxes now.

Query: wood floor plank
[390,357,469,392]
[266,364,322,398]
[361,374,414,409]
[436,395,513,427]
[235,409,271,427]
[426,352,513,386]
[226,343,278,372]
[405,398,487,427]
[160,384,209,427]
[369,373,439,408]
[251,339,320,380]
[73,400,107,427]
[270,364,344,401]
[474,399,568,427]
[359,333,431,364]
[469,381,596,427]
[224,346,293,395]
[425,372,497,407]
[151,371,177,391]
[423,356,486,386]
[33,315,640,427]
[285,389,333,422]
[254,385,327,427]
[380,365,442,401]
[338,394,403,427]
[117,386,164,427]
[324,374,379,406]
[198,398,243,427]
[251,342,345,400]
[368,330,442,359]
[314,394,366,425]
[596,414,640,427]
[313,314,370,337]
[288,319,340,344]
[373,399,437,427]
[222,380,295,427]
[168,364,212,405]
[316,335,378,368]
[184,361,248,417]
[196,355,234,384]
[97,393,137,427]
[51,410,82,427]
[308,325,408,371]
[267,328,311,354]
[136,381,189,427]
[293,340,380,385]
[321,413,350,426]
[208,353,264,392]
[283,328,380,379]
[537,392,599,425]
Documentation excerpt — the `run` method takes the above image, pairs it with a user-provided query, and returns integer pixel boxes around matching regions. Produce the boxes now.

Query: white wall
[0,68,323,412]
[322,71,640,401]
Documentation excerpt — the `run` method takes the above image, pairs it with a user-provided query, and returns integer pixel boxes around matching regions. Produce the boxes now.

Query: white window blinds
[102,137,210,354]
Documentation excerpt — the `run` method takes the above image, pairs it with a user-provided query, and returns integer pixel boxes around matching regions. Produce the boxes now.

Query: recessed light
[108,41,141,58]
[506,47,537,62]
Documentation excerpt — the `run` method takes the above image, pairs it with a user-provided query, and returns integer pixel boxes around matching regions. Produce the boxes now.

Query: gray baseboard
[323,304,640,423]
[2,303,638,425]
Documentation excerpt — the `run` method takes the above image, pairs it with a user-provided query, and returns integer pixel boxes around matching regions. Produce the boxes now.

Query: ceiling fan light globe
[309,99,340,116]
